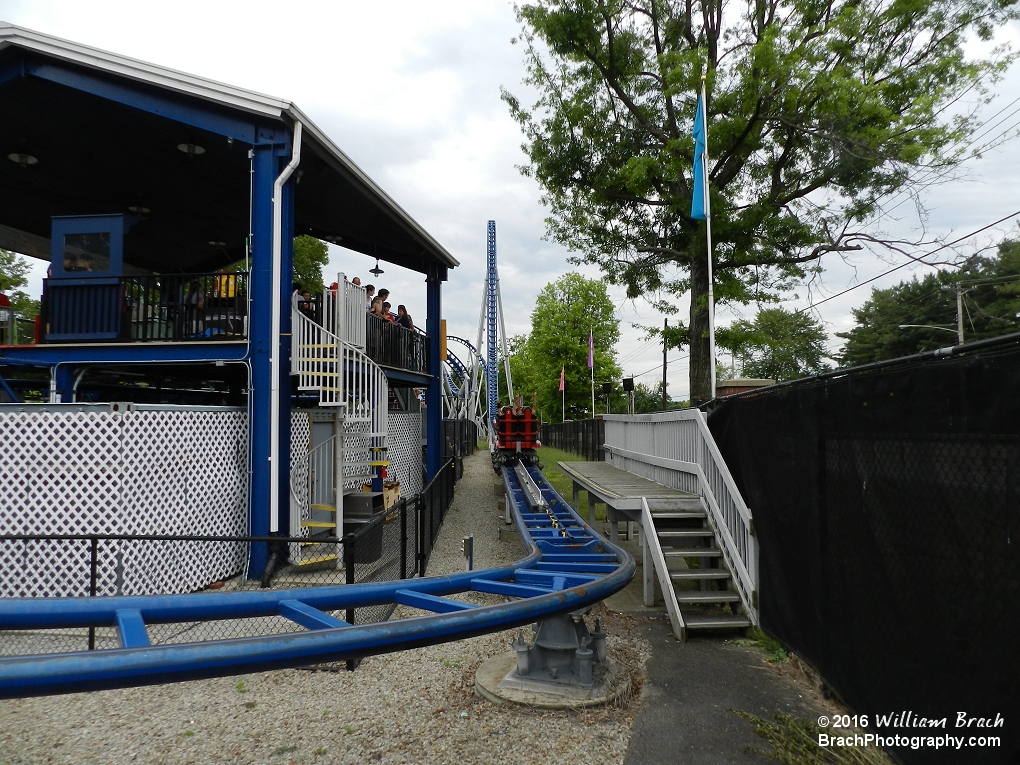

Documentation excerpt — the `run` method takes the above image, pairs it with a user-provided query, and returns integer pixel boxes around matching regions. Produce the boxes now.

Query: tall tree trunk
[688,247,712,406]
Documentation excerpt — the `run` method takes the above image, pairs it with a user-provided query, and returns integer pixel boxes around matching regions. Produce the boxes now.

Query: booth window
[63,232,112,273]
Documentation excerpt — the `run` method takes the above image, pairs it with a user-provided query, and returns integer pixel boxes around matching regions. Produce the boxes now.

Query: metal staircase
[641,497,751,641]
[290,277,388,568]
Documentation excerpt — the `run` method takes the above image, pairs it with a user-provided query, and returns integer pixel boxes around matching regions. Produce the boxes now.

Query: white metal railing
[293,308,343,406]
[641,497,686,639]
[603,410,758,624]
[292,294,386,425]
[308,434,337,509]
[341,275,367,349]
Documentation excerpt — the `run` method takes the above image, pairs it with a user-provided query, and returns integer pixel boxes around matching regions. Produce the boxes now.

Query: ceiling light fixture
[369,259,384,276]
[208,241,227,247]
[7,152,39,167]
[177,143,206,156]
[127,205,151,214]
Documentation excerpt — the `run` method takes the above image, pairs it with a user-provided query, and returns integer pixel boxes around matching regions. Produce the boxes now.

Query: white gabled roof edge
[0,21,459,269]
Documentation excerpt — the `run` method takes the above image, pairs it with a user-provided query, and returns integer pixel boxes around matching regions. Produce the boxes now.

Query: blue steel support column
[425,263,446,482]
[486,221,498,429]
[277,173,295,539]
[247,141,279,577]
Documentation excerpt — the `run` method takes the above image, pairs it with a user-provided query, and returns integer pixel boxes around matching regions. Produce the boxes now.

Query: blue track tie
[514,569,599,587]
[532,561,619,573]
[394,590,479,613]
[278,599,350,631]
[552,576,567,591]
[541,553,617,563]
[115,608,150,648]
[470,579,552,598]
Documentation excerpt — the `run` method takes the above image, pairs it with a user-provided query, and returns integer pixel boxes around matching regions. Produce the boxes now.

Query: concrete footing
[474,652,632,709]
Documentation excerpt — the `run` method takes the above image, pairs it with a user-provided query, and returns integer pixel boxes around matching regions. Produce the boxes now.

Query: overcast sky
[4,1,1020,400]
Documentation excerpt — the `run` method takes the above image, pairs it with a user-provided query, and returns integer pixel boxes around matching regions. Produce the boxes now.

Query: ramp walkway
[559,460,751,641]
[558,461,701,538]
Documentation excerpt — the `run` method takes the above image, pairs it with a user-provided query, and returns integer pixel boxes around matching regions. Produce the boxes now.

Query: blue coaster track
[0,465,634,698]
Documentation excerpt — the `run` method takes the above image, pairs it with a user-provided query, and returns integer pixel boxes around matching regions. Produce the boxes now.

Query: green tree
[504,0,1016,405]
[838,241,1020,365]
[717,307,831,382]
[0,248,40,324]
[497,334,543,411]
[509,273,622,420]
[293,235,330,295]
[629,380,685,413]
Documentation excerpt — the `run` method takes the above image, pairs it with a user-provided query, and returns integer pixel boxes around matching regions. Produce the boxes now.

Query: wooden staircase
[642,498,751,641]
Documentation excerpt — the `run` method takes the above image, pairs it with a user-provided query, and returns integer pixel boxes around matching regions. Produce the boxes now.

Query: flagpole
[589,328,595,417]
[701,75,717,401]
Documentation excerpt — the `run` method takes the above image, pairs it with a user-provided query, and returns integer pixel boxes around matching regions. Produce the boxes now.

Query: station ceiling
[0,24,458,277]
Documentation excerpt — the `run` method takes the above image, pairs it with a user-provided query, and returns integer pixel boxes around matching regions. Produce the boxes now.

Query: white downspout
[270,120,302,533]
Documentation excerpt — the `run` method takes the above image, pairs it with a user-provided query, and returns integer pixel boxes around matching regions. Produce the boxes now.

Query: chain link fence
[0,458,459,659]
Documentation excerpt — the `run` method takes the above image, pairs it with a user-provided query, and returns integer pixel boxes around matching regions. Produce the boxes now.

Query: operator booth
[43,213,247,343]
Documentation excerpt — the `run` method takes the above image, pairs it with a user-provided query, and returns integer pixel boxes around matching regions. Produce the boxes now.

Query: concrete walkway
[603,536,830,765]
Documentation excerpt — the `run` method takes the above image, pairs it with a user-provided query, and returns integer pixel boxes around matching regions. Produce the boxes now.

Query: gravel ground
[0,450,650,765]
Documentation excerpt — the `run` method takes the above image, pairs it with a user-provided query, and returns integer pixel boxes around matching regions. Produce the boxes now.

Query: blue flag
[691,93,707,221]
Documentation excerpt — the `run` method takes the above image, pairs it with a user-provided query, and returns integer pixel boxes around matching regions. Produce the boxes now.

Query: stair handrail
[292,307,343,406]
[640,497,686,640]
[603,410,758,625]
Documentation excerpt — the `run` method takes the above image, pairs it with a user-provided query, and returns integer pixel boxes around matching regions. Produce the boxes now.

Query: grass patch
[735,711,893,764]
[273,744,299,756]
[535,446,602,514]
[735,628,789,663]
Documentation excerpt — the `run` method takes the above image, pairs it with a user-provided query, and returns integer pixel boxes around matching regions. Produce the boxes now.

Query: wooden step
[651,511,707,520]
[674,590,741,604]
[663,548,723,558]
[658,529,715,539]
[296,553,339,567]
[670,569,731,581]
[682,613,751,630]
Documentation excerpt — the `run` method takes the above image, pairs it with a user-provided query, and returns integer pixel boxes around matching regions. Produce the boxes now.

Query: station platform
[557,460,702,542]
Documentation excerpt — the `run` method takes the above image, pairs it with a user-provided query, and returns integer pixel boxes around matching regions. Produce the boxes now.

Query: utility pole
[943,283,968,345]
[955,286,965,345]
[662,318,668,412]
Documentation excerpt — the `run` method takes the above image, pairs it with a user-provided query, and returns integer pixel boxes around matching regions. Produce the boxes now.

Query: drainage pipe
[269,121,303,533]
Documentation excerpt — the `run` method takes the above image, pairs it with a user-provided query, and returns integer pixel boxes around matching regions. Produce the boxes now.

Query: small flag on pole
[691,91,708,221]
[559,366,565,392]
[587,330,594,369]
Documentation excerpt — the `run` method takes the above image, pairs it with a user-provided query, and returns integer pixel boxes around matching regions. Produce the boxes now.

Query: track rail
[0,465,634,698]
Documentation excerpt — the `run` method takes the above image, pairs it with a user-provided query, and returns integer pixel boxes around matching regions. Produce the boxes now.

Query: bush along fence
[0,458,459,659]
[706,336,1020,765]
[539,418,606,461]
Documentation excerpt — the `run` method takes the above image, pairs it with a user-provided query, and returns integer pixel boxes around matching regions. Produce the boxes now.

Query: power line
[799,208,1020,313]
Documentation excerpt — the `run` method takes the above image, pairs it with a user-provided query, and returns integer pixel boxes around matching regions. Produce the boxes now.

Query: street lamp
[897,324,962,344]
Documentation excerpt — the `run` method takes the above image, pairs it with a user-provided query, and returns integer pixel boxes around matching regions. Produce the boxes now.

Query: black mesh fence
[539,418,605,461]
[442,418,478,470]
[0,460,460,660]
[416,457,457,575]
[706,340,1020,765]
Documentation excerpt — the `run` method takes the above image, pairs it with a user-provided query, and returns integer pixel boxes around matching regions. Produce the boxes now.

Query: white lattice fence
[289,411,311,539]
[0,405,249,597]
[388,411,422,498]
